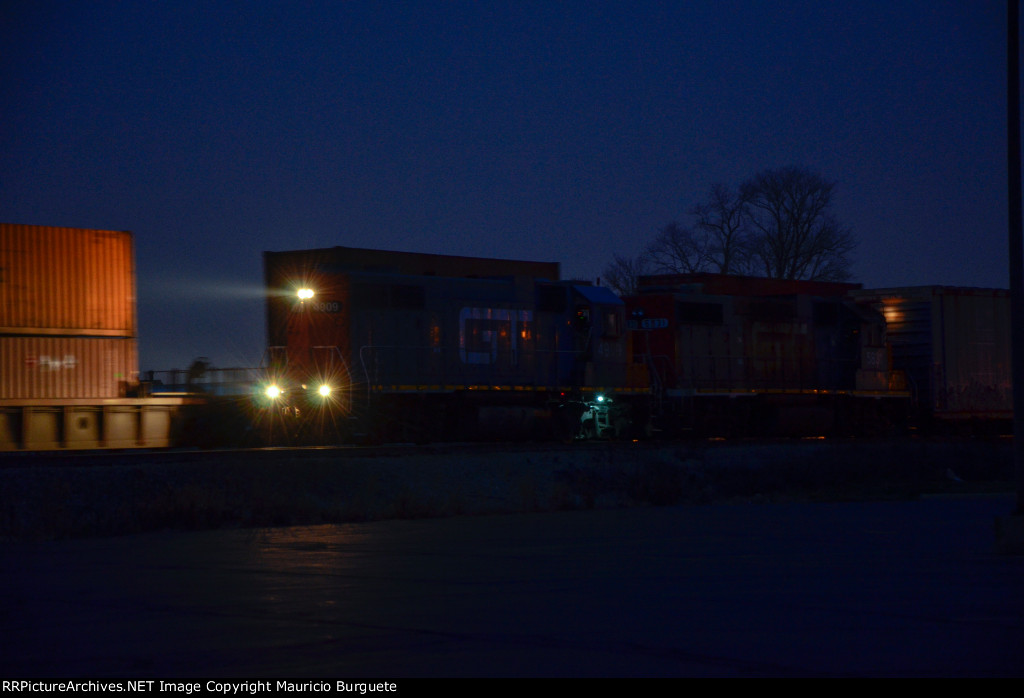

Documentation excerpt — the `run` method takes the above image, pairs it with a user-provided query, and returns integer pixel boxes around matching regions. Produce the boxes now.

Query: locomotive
[259,246,920,443]
[623,273,910,436]
[260,246,647,443]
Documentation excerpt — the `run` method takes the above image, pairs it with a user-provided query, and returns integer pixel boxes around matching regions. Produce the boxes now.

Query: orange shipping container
[0,224,136,336]
[0,335,138,399]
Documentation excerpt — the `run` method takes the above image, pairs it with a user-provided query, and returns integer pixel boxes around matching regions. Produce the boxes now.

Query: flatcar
[260,246,647,443]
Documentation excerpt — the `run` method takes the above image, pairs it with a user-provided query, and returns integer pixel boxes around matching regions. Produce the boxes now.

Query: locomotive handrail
[646,354,673,395]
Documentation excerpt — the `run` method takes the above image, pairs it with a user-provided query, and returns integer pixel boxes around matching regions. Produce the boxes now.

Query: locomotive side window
[603,311,620,338]
[458,307,533,365]
[464,319,510,349]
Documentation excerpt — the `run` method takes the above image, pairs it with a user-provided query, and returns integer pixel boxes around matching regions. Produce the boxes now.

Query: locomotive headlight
[297,288,314,300]
[317,384,332,397]
[265,384,282,399]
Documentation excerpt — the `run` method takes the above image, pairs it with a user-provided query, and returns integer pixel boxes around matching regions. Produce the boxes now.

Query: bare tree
[643,221,708,274]
[691,183,753,274]
[602,166,855,290]
[601,253,651,296]
[741,166,855,281]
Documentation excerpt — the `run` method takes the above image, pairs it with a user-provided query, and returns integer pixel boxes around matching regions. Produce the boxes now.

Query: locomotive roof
[573,284,623,305]
[638,273,861,297]
[851,285,1009,299]
[264,245,560,282]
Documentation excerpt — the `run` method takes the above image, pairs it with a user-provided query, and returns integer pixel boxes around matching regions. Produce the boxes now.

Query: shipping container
[0,336,138,399]
[0,224,136,336]
[852,286,1012,420]
[0,224,198,450]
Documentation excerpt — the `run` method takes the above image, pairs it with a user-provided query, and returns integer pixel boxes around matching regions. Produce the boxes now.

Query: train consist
[1,224,1012,450]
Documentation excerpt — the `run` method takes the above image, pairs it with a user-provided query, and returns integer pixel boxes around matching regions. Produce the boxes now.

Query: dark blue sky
[1,1,1012,370]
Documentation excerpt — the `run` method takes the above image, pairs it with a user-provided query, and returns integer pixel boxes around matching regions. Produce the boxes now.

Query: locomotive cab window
[603,310,621,338]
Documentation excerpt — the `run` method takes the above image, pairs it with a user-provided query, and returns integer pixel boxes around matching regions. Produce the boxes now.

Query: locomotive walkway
[3,494,1023,677]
